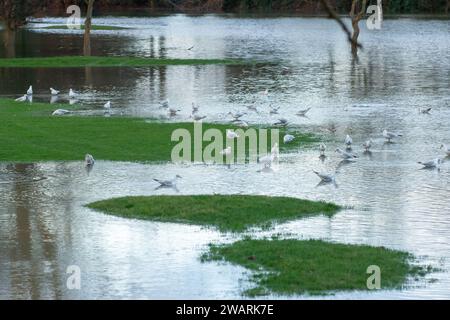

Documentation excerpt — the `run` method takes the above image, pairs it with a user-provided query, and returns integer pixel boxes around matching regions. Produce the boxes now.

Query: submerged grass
[0,99,315,162]
[87,195,340,232]
[0,56,245,68]
[203,239,426,296]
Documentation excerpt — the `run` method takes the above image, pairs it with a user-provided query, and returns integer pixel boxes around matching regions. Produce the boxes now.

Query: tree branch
[320,0,362,49]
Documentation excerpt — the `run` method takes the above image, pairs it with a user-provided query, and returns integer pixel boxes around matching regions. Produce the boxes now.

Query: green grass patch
[42,25,128,31]
[0,56,244,68]
[0,99,314,162]
[202,239,427,296]
[87,195,340,232]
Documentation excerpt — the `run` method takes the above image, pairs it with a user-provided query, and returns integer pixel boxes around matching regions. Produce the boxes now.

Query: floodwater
[1,15,450,299]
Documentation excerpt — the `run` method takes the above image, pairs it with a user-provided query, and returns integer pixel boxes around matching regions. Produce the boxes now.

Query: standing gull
[191,114,206,121]
[296,107,311,117]
[313,170,335,183]
[327,124,337,134]
[15,95,28,102]
[283,134,295,144]
[274,118,288,127]
[228,111,246,122]
[363,139,373,152]
[383,129,402,143]
[345,135,353,149]
[104,101,111,109]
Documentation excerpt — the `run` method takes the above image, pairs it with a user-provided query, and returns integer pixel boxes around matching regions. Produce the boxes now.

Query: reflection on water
[0,15,450,299]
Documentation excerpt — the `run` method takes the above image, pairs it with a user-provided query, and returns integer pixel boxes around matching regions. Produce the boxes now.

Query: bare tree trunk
[349,0,367,57]
[83,0,95,56]
[3,29,16,58]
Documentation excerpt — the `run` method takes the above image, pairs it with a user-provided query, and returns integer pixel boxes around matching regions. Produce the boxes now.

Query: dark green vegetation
[222,0,450,14]
[203,239,427,296]
[0,99,314,162]
[0,56,243,68]
[87,195,340,232]
[42,25,127,31]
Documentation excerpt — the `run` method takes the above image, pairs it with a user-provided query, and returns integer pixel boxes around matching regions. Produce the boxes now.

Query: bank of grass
[42,25,127,31]
[203,239,427,296]
[0,99,315,162]
[87,195,340,232]
[0,56,244,68]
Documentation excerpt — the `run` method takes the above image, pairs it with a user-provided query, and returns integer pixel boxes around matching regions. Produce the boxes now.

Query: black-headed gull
[440,144,450,157]
[327,124,337,134]
[154,175,182,188]
[191,114,206,121]
[274,118,288,127]
[271,143,279,161]
[259,89,269,96]
[418,158,442,169]
[313,170,335,183]
[228,111,246,122]
[383,129,402,142]
[220,146,232,156]
[85,154,95,166]
[419,107,432,114]
[270,105,280,114]
[160,99,169,108]
[345,135,353,149]
[283,134,295,144]
[168,108,180,116]
[192,103,199,113]
[104,101,111,109]
[363,139,373,152]
[296,107,311,117]
[52,109,71,116]
[15,95,27,102]
[69,89,77,98]
[226,130,240,139]
[259,143,279,165]
[335,148,358,160]
[236,120,249,128]
[319,143,326,156]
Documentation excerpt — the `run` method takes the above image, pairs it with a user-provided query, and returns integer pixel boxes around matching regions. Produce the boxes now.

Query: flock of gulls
[312,129,449,186]
[13,85,450,190]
